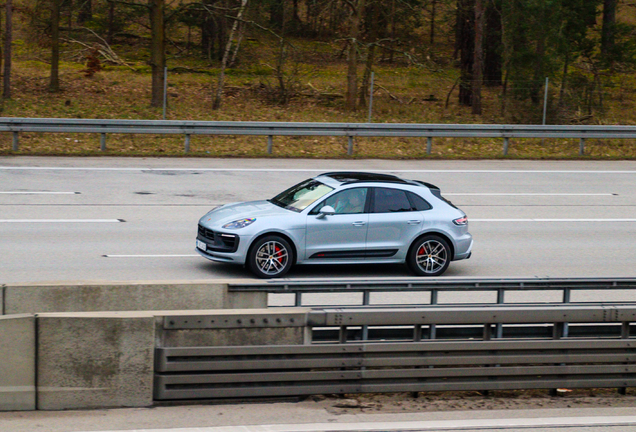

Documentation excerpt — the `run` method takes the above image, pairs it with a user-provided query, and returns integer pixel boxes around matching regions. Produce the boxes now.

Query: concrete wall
[0,314,36,411]
[0,308,309,411]
[2,280,266,314]
[37,312,156,410]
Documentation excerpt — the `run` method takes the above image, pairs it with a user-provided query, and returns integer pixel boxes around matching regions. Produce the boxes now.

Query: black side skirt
[309,249,398,259]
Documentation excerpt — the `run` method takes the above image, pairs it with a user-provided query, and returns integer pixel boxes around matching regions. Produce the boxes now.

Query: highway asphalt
[2,157,636,284]
[2,156,636,431]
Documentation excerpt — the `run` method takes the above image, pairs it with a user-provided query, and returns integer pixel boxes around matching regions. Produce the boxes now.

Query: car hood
[200,200,292,226]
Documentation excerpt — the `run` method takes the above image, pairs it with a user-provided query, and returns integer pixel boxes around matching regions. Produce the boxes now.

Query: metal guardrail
[229,277,636,308]
[3,117,636,155]
[154,304,636,400]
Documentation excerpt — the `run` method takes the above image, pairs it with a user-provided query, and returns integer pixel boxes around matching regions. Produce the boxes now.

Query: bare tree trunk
[359,1,380,106]
[49,0,61,92]
[345,0,365,111]
[4,0,12,99]
[0,10,3,109]
[559,49,569,107]
[149,0,165,107]
[430,0,436,45]
[483,0,502,86]
[229,21,245,67]
[499,0,511,117]
[472,0,484,114]
[212,0,248,110]
[601,0,617,58]
[78,0,92,25]
[457,0,474,106]
[107,0,115,44]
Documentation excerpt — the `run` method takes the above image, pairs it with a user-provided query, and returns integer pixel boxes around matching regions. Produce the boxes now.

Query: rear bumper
[453,234,473,261]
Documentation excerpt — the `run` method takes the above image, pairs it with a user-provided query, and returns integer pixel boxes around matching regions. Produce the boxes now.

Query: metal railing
[229,277,636,308]
[3,117,636,155]
[154,304,636,400]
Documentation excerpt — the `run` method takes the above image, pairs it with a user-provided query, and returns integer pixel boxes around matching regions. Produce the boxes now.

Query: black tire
[407,235,451,276]
[247,235,293,278]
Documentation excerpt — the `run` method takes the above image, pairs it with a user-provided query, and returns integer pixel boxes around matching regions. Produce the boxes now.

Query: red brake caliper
[275,245,283,264]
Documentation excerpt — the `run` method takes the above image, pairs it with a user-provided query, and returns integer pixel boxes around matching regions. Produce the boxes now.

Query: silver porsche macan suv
[196,172,472,278]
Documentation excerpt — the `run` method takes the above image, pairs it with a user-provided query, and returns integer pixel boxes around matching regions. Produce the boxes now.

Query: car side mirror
[317,205,336,219]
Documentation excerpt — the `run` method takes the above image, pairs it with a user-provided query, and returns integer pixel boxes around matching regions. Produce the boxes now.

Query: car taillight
[453,216,468,226]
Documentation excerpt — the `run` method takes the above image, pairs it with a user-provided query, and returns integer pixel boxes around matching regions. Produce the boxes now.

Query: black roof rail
[319,172,408,184]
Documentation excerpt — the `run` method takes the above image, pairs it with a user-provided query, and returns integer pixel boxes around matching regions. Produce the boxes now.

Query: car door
[366,187,427,259]
[304,188,370,261]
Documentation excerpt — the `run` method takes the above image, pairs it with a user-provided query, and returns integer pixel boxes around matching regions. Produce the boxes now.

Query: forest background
[1,0,635,158]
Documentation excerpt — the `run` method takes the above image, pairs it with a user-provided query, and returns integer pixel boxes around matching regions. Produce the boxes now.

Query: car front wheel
[247,235,293,278]
[408,235,451,276]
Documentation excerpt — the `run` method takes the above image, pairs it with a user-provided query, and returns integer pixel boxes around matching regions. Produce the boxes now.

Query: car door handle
[407,220,422,225]
[352,221,367,226]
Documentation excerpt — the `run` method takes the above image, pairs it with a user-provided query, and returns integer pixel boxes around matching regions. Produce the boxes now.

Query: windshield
[269,179,334,212]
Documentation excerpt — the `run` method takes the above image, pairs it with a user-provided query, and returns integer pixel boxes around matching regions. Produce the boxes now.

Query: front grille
[197,224,239,253]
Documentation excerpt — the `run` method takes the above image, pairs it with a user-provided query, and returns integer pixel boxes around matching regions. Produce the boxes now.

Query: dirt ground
[309,389,636,415]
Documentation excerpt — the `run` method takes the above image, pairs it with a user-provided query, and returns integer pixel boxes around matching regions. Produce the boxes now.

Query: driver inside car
[335,189,365,214]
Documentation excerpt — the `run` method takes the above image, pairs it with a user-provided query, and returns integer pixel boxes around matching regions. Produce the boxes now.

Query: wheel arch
[408,231,455,261]
[247,231,299,266]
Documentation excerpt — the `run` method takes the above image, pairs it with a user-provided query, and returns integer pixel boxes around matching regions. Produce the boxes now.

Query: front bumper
[195,246,236,263]
[195,231,253,265]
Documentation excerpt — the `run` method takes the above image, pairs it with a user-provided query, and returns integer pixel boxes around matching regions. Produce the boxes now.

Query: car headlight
[222,218,256,229]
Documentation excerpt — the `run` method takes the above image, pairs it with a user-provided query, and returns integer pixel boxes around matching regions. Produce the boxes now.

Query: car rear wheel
[248,235,293,278]
[408,235,451,276]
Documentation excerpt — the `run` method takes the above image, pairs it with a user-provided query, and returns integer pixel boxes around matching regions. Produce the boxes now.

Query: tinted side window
[407,191,432,211]
[372,188,412,213]
[309,188,368,215]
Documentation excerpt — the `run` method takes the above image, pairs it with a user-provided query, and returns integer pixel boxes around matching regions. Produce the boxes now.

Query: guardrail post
[362,291,370,340]
[100,133,106,152]
[496,288,505,338]
[503,137,510,156]
[429,289,438,339]
[348,136,354,156]
[426,137,432,155]
[579,138,585,156]
[267,136,273,154]
[12,132,19,151]
[414,325,422,342]
[619,321,630,395]
[294,292,302,307]
[184,134,191,153]
[483,324,493,341]
[562,288,570,337]
[339,326,348,343]
[550,321,566,397]
[553,322,564,340]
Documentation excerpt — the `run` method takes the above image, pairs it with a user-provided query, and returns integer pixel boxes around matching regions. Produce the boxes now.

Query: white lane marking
[0,191,80,194]
[472,218,636,222]
[103,254,198,258]
[446,193,616,196]
[69,415,636,432]
[0,219,124,223]
[1,167,636,174]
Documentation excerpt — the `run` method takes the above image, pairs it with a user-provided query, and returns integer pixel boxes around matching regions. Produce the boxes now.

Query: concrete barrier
[0,308,308,411]
[37,312,156,410]
[0,314,36,411]
[2,280,266,314]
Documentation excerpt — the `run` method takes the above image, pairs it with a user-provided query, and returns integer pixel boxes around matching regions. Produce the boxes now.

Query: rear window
[407,191,432,211]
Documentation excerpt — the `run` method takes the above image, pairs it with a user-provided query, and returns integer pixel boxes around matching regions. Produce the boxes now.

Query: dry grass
[1,44,635,159]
